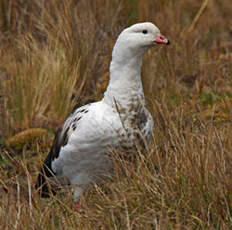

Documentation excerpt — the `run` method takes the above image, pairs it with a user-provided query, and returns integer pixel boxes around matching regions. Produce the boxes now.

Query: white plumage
[36,22,169,200]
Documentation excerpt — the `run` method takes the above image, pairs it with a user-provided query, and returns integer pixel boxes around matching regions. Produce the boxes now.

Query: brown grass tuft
[0,0,232,229]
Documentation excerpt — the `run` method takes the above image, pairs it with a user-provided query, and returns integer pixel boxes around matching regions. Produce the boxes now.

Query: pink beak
[154,34,170,45]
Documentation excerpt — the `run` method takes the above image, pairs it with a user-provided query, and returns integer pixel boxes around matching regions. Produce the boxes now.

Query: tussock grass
[0,0,232,229]
[1,38,80,133]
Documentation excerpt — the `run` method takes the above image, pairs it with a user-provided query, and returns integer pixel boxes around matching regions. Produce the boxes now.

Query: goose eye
[142,30,148,34]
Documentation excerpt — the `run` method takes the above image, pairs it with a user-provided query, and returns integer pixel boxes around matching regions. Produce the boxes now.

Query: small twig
[188,0,209,33]
[123,197,131,230]
[22,161,32,217]
[13,180,21,230]
[181,0,209,39]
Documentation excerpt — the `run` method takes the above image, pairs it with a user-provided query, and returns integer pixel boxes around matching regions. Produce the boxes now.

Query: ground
[0,0,232,229]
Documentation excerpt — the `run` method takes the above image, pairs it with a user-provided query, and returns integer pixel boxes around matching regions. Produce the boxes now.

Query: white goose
[36,22,169,204]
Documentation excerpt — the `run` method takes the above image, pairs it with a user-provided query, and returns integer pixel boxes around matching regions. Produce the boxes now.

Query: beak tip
[166,40,170,45]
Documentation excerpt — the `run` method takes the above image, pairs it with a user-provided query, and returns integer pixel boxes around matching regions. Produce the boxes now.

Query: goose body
[36,22,169,200]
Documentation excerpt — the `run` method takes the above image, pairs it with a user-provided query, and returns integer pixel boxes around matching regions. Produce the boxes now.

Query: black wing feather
[35,127,68,197]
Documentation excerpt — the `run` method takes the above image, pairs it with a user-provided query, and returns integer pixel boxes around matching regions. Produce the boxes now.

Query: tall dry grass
[0,0,232,229]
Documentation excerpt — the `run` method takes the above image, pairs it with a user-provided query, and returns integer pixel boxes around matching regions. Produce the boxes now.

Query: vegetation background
[0,0,232,229]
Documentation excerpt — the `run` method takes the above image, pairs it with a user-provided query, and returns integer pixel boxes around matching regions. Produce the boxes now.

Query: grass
[0,0,232,229]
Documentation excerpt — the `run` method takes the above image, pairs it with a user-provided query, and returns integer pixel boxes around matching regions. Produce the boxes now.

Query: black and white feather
[35,22,169,200]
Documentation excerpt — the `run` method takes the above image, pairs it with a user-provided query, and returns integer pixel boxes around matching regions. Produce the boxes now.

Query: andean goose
[36,22,170,204]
